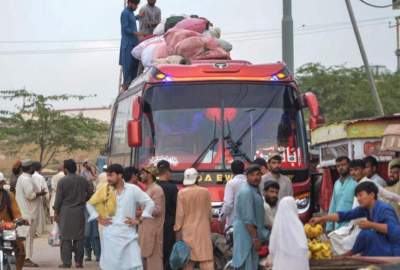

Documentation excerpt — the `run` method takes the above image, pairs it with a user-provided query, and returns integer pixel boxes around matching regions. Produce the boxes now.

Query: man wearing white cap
[174,168,214,270]
[15,159,47,267]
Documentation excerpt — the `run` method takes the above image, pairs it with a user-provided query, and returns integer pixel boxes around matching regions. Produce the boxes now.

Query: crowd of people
[0,152,400,270]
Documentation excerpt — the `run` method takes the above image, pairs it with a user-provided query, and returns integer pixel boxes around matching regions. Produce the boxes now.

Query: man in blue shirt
[327,156,358,231]
[120,0,142,91]
[232,165,269,270]
[311,181,400,256]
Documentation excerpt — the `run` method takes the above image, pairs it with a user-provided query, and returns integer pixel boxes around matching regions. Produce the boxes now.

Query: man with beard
[137,0,161,35]
[326,156,358,232]
[139,165,165,270]
[259,152,293,200]
[385,160,400,217]
[54,159,93,268]
[120,0,143,91]
[87,164,155,270]
[263,180,280,230]
[232,165,268,270]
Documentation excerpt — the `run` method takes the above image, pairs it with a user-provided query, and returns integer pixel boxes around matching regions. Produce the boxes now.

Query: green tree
[0,89,108,167]
[296,63,400,123]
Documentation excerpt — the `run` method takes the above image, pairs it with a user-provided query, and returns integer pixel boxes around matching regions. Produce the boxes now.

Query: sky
[0,0,399,109]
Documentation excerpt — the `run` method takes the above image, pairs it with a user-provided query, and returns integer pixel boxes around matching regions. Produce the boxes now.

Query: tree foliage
[0,89,108,167]
[296,63,400,123]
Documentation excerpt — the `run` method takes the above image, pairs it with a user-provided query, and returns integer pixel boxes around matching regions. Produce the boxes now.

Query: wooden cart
[310,257,400,270]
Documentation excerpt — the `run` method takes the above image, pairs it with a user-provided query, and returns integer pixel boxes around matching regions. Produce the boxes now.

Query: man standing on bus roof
[156,160,178,270]
[120,0,143,91]
[259,152,293,201]
[363,156,387,187]
[326,156,357,232]
[137,0,161,35]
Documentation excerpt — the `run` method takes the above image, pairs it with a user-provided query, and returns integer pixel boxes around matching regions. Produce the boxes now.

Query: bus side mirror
[300,92,325,130]
[128,96,143,147]
[127,120,142,147]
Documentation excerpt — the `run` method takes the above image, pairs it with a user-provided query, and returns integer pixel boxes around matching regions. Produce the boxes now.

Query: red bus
[107,60,323,232]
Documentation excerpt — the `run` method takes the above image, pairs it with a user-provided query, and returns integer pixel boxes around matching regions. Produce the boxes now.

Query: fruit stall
[304,224,400,270]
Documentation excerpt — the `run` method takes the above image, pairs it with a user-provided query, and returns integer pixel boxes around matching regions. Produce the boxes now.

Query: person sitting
[263,180,280,230]
[0,172,26,270]
[329,159,400,255]
[310,182,400,256]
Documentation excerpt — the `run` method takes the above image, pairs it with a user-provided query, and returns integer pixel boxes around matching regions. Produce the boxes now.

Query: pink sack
[173,18,208,33]
[164,28,201,54]
[175,36,219,59]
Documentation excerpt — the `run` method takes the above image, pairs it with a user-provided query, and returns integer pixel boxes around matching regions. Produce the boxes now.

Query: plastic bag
[48,223,61,247]
[131,36,164,60]
[217,39,233,52]
[141,43,160,67]
[153,20,166,36]
[173,18,208,33]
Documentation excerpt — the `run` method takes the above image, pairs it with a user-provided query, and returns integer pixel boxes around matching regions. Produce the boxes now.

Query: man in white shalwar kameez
[87,164,154,270]
[15,160,47,267]
[32,162,50,235]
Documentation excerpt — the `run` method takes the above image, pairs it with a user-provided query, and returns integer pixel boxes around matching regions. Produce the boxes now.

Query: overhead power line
[358,0,393,8]
[0,18,392,55]
[0,16,393,44]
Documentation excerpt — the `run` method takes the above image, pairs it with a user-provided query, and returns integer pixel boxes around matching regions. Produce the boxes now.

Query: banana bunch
[307,239,332,260]
[304,223,323,239]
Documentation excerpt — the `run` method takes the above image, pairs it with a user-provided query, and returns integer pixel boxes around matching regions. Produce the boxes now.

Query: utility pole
[345,0,384,116]
[396,16,400,72]
[282,0,294,73]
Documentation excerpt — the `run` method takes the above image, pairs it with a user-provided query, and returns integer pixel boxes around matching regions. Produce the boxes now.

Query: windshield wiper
[191,118,218,169]
[224,120,252,162]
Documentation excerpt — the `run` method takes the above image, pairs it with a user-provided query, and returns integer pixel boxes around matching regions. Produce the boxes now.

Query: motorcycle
[222,227,269,270]
[0,219,28,270]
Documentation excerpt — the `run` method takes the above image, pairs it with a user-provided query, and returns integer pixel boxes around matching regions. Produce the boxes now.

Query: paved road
[25,234,100,270]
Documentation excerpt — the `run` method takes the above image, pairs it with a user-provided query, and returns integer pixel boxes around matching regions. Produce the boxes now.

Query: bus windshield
[139,83,307,171]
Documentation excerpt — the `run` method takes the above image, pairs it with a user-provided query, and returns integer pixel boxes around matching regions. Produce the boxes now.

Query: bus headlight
[3,230,16,241]
[296,196,310,214]
[211,202,223,218]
